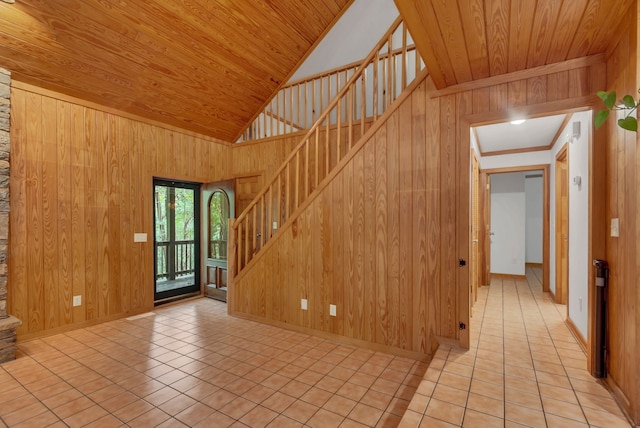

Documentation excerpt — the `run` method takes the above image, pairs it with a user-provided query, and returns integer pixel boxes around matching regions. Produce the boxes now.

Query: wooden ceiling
[0,0,352,141]
[395,0,634,89]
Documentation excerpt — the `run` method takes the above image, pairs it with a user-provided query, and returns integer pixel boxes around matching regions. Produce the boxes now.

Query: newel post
[227,218,236,312]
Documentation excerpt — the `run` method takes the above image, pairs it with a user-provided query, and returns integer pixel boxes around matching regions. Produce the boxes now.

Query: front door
[154,179,201,302]
[202,180,234,302]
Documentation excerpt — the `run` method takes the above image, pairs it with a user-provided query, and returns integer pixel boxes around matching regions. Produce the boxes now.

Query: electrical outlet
[273,221,278,230]
[329,304,336,317]
[73,295,82,307]
[301,299,308,310]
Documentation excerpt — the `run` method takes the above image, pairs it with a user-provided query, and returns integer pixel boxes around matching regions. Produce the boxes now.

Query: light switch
[73,295,82,307]
[134,233,147,243]
[301,299,308,310]
[611,218,620,237]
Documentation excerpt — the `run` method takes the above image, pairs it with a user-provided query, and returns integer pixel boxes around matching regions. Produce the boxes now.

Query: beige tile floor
[0,265,633,427]
[400,266,633,428]
[0,299,426,427]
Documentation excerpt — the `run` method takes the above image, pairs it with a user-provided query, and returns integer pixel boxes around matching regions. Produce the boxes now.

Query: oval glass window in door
[208,189,230,260]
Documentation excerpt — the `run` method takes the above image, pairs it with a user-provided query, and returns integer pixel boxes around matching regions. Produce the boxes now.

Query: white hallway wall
[490,172,527,275]
[549,111,591,339]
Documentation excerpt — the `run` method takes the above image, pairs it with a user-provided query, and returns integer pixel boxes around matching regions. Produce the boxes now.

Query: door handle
[472,239,478,243]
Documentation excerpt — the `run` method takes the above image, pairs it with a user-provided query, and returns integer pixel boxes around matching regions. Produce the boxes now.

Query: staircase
[229,16,426,281]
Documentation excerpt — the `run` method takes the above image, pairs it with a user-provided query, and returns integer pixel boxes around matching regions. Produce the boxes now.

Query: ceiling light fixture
[510,119,526,125]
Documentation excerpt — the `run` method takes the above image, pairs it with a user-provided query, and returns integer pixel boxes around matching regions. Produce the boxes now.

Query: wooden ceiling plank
[526,0,562,68]
[394,0,449,88]
[192,0,319,71]
[119,1,295,81]
[507,0,537,72]
[408,0,458,87]
[589,0,635,54]
[1,0,349,140]
[27,0,281,100]
[458,0,490,80]
[566,0,602,59]
[485,0,511,76]
[545,0,589,64]
[431,0,474,83]
[3,1,275,136]
[0,21,261,123]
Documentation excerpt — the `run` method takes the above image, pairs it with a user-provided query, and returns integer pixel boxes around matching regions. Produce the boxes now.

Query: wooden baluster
[327,74,332,124]
[276,175,281,231]
[244,216,249,268]
[402,25,408,90]
[236,219,242,271]
[266,185,272,240]
[314,127,319,188]
[285,163,290,222]
[304,137,309,198]
[325,118,330,177]
[361,69,366,134]
[312,80,316,124]
[260,195,265,249]
[389,35,394,106]
[373,52,379,119]
[295,150,300,210]
[318,77,323,123]
[304,81,308,129]
[252,206,257,257]
[237,221,246,272]
[292,86,295,132]
[348,85,353,149]
[296,83,302,128]
[336,75,341,162]
[387,34,393,109]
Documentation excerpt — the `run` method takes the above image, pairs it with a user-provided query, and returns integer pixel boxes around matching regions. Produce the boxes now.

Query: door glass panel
[154,179,200,301]
[209,190,230,260]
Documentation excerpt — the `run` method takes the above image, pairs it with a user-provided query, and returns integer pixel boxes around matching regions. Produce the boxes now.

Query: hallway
[400,266,632,427]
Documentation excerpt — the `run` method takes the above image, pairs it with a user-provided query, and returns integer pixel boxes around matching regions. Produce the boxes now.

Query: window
[208,190,230,259]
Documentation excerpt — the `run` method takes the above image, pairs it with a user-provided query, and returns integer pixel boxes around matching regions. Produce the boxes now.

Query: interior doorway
[153,179,201,302]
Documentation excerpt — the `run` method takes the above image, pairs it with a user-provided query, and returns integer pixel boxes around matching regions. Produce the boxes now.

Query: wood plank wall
[230,59,603,357]
[603,3,640,422]
[9,83,231,340]
[231,77,456,356]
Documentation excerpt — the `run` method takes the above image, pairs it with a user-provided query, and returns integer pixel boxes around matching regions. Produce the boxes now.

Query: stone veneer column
[0,67,21,363]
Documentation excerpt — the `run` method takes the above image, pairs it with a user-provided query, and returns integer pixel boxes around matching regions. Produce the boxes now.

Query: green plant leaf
[602,91,617,109]
[594,109,610,129]
[618,116,638,132]
[597,90,616,108]
[621,95,636,108]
